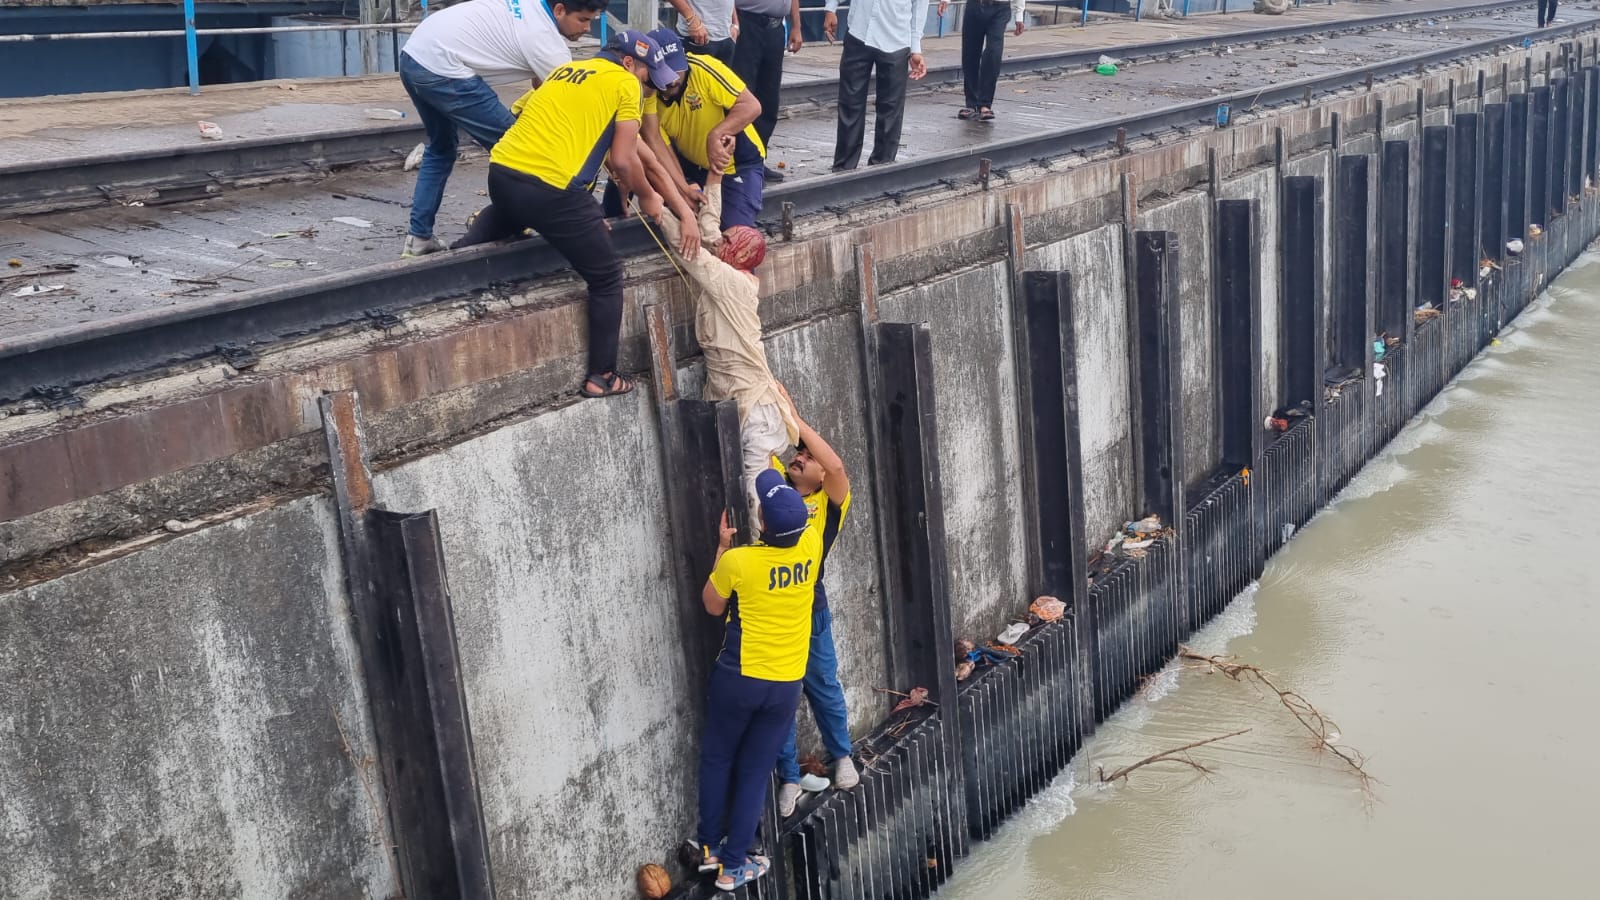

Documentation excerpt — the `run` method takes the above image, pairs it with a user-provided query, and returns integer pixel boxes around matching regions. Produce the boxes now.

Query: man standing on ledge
[693,469,842,890]
[772,387,858,815]
[398,0,608,257]
[942,0,1024,122]
[733,0,804,183]
[452,30,687,400]
[825,0,930,171]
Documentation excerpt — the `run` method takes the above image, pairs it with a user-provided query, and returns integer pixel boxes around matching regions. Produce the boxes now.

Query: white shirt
[825,0,932,55]
[678,0,738,43]
[402,0,572,85]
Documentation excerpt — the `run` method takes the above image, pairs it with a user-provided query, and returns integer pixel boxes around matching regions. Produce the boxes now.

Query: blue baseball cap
[607,29,678,92]
[755,468,809,547]
[647,28,690,75]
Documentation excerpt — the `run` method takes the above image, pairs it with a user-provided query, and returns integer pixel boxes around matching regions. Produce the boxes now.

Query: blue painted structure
[0,2,345,98]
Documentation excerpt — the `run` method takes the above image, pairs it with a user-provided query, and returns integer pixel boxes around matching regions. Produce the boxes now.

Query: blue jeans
[775,605,853,783]
[697,663,802,868]
[399,54,517,240]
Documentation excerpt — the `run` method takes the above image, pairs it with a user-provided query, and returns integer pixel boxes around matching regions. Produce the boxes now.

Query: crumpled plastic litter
[404,142,426,172]
[1126,515,1162,535]
[1029,596,1066,623]
[1507,238,1525,255]
[197,121,224,140]
[997,623,1028,646]
[891,686,930,713]
[12,284,65,297]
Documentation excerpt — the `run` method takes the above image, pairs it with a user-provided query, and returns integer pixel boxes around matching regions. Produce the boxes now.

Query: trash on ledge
[1029,596,1066,623]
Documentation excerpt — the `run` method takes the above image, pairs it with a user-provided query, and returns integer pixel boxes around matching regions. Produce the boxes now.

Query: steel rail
[2,12,1594,404]
[0,0,1532,216]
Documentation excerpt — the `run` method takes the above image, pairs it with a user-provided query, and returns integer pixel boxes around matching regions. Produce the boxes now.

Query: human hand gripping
[718,510,737,550]
[772,380,801,427]
[909,53,927,81]
[1015,20,1025,37]
[707,133,737,173]
[823,12,837,43]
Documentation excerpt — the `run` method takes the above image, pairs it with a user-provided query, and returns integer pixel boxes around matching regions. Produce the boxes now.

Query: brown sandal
[958,107,977,120]
[580,372,634,398]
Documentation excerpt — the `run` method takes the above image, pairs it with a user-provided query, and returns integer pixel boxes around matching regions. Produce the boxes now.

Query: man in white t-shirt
[398,0,608,258]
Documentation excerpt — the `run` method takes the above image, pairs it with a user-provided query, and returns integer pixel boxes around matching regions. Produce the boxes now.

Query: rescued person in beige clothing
[636,139,797,535]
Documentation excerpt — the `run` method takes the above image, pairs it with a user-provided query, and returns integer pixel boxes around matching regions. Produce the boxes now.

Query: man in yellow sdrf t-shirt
[642,28,767,229]
[690,468,841,891]
[454,29,688,400]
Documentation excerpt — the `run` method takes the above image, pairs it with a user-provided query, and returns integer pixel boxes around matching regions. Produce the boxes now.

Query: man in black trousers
[733,0,803,182]
[940,0,1024,122]
[1539,0,1557,28]
[825,0,930,170]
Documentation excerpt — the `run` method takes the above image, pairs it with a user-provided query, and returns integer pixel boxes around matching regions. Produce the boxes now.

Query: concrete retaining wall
[0,499,393,900]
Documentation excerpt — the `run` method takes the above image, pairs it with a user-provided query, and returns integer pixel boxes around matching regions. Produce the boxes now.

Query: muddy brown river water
[938,253,1600,900]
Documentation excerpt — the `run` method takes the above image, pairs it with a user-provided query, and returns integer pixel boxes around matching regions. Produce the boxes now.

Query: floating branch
[1177,645,1375,790]
[1097,728,1252,783]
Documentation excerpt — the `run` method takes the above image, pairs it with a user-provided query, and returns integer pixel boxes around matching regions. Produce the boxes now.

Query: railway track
[2,4,1595,404]
[0,0,1541,217]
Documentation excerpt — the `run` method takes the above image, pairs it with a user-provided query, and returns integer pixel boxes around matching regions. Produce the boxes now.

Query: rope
[605,164,694,293]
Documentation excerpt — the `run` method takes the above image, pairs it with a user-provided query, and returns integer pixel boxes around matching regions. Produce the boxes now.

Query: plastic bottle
[365,108,407,120]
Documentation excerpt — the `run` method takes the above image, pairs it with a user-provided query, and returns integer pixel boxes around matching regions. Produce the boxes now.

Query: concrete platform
[0,0,1532,167]
[1,2,1572,342]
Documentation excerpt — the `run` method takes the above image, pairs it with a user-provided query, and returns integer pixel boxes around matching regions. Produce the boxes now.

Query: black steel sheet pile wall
[675,50,1600,900]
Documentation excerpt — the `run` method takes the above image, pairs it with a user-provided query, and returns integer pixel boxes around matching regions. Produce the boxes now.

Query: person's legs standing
[775,604,854,804]
[800,606,853,767]
[400,55,516,250]
[867,46,911,166]
[487,166,627,380]
[975,2,1009,111]
[401,57,461,247]
[696,663,759,852]
[960,1,984,111]
[721,677,802,868]
[734,12,784,148]
[834,33,876,170]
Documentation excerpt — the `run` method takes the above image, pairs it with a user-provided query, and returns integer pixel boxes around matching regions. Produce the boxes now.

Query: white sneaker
[798,773,830,793]
[401,234,448,258]
[778,782,802,817]
[832,756,860,790]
